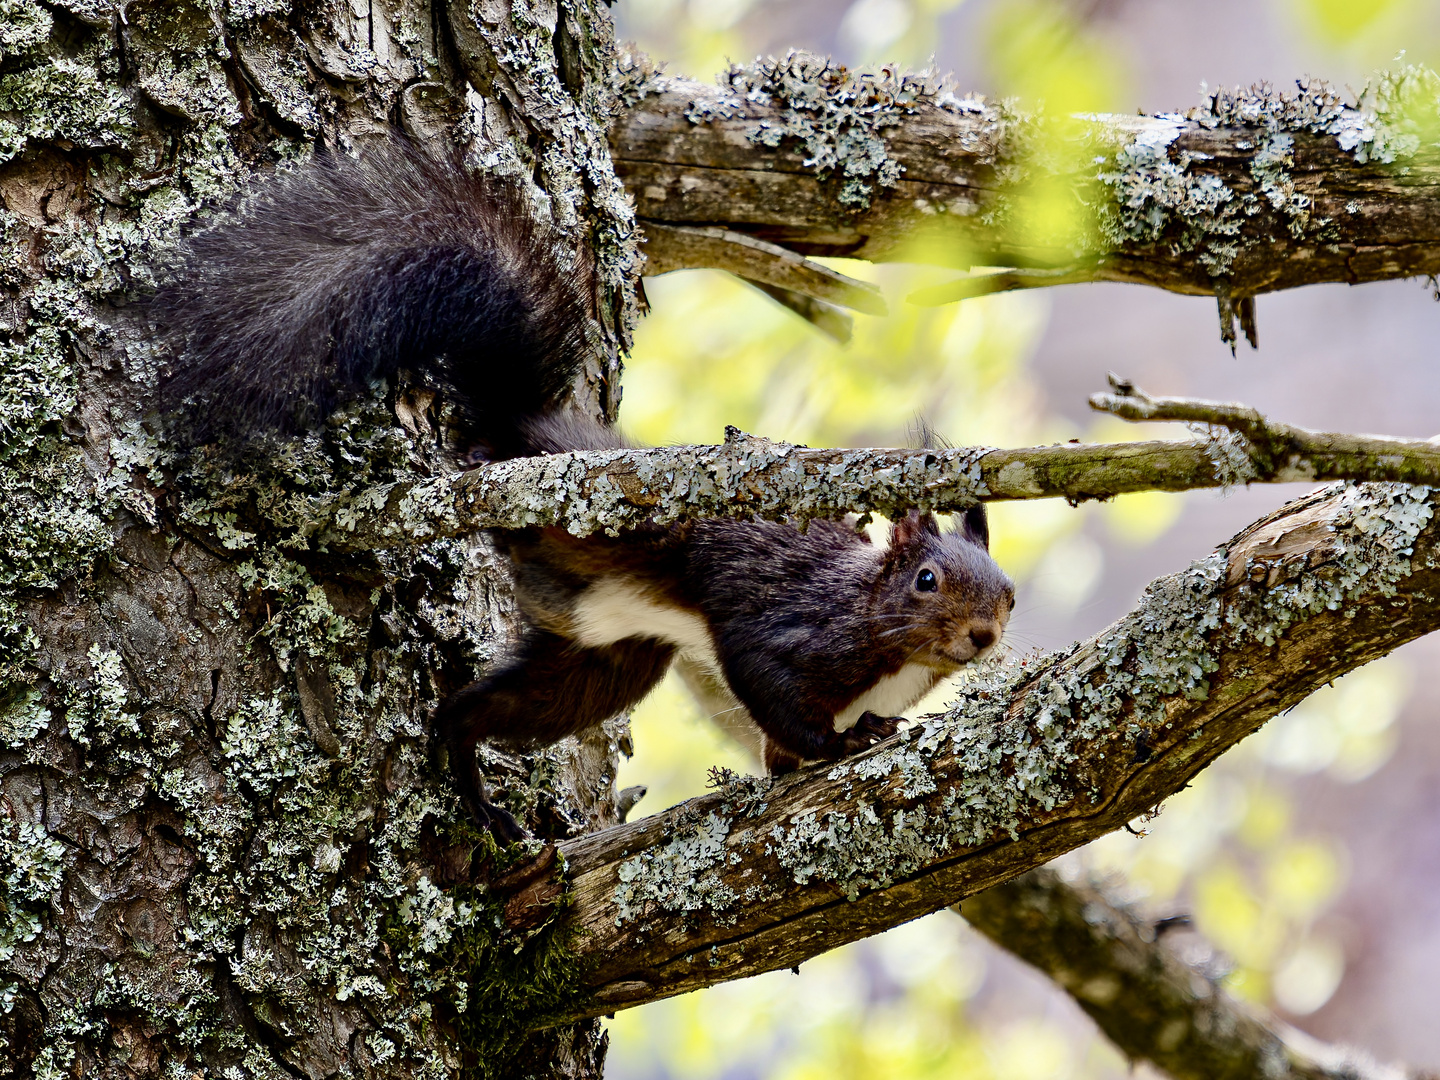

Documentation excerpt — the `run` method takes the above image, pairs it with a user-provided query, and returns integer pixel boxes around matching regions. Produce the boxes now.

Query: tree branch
[298,394,1440,552]
[540,481,1440,1022]
[963,869,1434,1080]
[614,57,1440,341]
[643,221,887,314]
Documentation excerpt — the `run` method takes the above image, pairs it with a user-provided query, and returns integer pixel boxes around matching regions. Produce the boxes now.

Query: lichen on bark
[0,0,632,1075]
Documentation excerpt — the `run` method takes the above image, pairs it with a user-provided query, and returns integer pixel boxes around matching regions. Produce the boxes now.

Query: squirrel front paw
[838,711,902,755]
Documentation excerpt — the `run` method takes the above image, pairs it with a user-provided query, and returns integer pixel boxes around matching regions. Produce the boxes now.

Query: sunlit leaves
[980,1,1129,263]
[1287,0,1426,56]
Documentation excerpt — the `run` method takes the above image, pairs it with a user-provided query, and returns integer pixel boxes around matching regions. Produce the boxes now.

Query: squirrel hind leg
[433,630,675,837]
[762,738,803,776]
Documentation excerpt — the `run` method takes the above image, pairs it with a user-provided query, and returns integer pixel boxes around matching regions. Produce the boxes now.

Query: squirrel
[154,139,1016,842]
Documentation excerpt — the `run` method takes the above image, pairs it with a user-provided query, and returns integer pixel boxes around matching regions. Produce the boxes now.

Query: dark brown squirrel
[153,139,1015,843]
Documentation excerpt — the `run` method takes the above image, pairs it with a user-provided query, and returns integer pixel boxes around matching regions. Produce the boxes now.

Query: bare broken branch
[907,264,1103,305]
[964,869,1432,1080]
[642,221,887,314]
[541,481,1440,1022]
[1092,376,1440,486]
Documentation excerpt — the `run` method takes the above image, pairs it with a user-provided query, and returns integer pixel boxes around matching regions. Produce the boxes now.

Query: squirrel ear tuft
[888,510,942,549]
[960,504,990,550]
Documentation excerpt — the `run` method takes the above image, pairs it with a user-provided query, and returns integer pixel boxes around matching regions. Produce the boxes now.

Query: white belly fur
[833,663,942,732]
[570,576,720,669]
[569,575,940,740]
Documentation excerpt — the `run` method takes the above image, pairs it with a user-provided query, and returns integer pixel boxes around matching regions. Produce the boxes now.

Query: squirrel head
[875,507,1014,671]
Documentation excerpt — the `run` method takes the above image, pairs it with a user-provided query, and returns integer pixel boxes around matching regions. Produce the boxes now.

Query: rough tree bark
[4,5,1440,1078]
[0,0,638,1077]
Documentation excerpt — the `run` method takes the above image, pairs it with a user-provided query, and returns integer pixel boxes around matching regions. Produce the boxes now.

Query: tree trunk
[0,0,637,1077]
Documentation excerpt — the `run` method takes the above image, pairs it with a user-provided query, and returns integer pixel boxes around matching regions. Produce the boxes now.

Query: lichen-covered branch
[301,399,1440,551]
[963,869,1432,1080]
[543,481,1439,1021]
[615,55,1440,344]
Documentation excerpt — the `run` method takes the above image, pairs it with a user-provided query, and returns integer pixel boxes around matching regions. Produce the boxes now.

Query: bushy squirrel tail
[152,139,591,460]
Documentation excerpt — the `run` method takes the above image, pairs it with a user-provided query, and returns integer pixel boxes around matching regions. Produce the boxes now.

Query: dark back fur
[151,139,591,458]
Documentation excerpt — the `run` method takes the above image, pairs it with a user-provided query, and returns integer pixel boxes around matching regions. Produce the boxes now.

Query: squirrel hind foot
[472,796,531,846]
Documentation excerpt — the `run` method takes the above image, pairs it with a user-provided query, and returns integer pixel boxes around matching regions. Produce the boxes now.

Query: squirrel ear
[960,504,990,550]
[888,511,942,549]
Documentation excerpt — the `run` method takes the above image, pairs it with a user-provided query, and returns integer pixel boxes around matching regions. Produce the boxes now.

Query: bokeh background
[603,2,1440,1076]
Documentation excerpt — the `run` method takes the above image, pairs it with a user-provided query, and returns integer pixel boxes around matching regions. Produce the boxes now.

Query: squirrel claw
[470,797,531,846]
[854,711,902,741]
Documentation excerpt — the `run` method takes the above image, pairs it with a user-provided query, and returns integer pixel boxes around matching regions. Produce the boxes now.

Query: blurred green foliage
[1286,0,1438,64]
[606,1,1418,1076]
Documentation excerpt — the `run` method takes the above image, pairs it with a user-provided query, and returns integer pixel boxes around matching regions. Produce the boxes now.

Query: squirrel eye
[915,568,938,592]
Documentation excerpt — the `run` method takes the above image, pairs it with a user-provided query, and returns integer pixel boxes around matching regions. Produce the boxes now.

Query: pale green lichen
[0,819,65,948]
[0,50,135,163]
[1094,120,1297,277]
[0,688,49,748]
[137,52,244,128]
[0,328,77,458]
[613,811,737,925]
[223,0,295,26]
[1197,70,1440,166]
[1188,424,1261,489]
[1353,64,1440,162]
[0,0,51,61]
[827,733,937,800]
[0,325,112,693]
[49,0,113,25]
[698,51,999,210]
[1092,70,1440,278]
[220,695,318,795]
[0,817,66,1009]
[64,645,142,748]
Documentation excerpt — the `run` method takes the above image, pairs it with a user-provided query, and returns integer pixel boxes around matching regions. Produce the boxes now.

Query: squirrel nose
[969,627,996,651]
